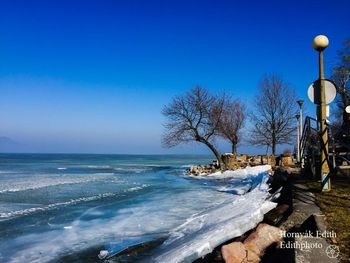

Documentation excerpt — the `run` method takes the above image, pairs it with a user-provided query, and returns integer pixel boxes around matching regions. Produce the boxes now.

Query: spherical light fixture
[345,105,350,114]
[312,35,329,51]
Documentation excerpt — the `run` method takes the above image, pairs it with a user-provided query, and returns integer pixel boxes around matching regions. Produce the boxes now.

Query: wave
[78,164,175,173]
[113,167,149,173]
[86,165,111,169]
[113,165,179,174]
[0,184,150,219]
[0,173,116,194]
[67,165,113,170]
[0,171,18,174]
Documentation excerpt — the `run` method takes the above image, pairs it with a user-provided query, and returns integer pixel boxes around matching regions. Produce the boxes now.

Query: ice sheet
[152,173,276,263]
[2,165,275,263]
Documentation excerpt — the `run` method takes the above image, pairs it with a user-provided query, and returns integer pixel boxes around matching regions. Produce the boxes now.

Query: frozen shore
[0,155,275,263]
[150,165,276,262]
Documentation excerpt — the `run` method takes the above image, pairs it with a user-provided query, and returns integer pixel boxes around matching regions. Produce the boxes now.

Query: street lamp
[295,114,300,163]
[297,99,304,166]
[313,34,331,191]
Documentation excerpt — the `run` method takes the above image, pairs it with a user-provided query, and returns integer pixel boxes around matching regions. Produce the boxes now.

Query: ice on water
[153,169,276,262]
[0,155,274,263]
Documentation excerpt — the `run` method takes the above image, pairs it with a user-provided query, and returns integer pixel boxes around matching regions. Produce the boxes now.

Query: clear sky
[0,0,349,154]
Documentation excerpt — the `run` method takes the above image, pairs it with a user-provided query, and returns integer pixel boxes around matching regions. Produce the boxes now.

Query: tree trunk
[232,142,237,155]
[198,138,225,170]
[272,129,276,156]
[272,141,276,156]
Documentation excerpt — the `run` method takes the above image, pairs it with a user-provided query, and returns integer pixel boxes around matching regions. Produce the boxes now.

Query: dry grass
[307,178,350,261]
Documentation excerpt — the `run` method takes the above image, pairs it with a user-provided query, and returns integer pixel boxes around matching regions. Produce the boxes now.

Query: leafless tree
[331,39,350,126]
[162,86,226,168]
[249,74,296,156]
[217,99,246,155]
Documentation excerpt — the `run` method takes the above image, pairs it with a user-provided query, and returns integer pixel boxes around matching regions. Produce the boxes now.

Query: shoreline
[195,168,346,263]
[4,154,344,262]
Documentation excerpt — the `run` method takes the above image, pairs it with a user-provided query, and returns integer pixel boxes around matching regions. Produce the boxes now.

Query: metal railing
[300,116,321,178]
[300,116,350,177]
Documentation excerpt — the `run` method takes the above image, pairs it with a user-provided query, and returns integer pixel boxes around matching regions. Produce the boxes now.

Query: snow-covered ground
[193,164,272,179]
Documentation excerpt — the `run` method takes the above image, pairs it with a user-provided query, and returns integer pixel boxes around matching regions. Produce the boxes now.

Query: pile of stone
[188,160,220,175]
[188,154,278,176]
[221,223,283,263]
[222,153,278,169]
[276,153,294,167]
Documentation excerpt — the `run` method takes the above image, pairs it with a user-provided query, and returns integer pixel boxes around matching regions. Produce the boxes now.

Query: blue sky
[0,0,349,154]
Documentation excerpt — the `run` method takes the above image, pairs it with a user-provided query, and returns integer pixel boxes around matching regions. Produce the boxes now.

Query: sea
[0,154,275,263]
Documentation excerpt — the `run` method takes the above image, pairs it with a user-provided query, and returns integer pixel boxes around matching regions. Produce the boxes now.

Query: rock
[221,242,260,263]
[221,242,245,263]
[238,154,248,162]
[189,154,276,176]
[222,154,255,170]
[267,155,276,168]
[245,248,260,263]
[258,155,276,167]
[279,156,293,167]
[243,223,283,257]
[253,156,261,164]
[222,153,238,170]
[188,164,220,175]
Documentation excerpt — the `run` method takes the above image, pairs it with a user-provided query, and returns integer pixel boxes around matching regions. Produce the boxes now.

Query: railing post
[332,133,336,170]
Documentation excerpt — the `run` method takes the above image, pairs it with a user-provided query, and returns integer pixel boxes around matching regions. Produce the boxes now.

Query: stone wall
[188,153,294,176]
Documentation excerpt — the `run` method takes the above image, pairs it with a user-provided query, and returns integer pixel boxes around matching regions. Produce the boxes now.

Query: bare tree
[162,86,226,168]
[217,99,246,155]
[331,39,350,126]
[249,74,296,156]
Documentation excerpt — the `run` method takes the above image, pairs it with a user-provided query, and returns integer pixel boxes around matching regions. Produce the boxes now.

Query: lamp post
[297,99,304,165]
[312,35,331,191]
[295,114,300,163]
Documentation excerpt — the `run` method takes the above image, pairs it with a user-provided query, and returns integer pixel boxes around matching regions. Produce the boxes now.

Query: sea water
[0,154,275,263]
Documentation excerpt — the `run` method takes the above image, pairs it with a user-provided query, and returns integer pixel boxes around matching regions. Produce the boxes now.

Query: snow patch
[196,165,271,179]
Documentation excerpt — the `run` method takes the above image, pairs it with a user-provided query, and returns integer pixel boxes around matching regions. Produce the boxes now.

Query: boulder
[222,153,238,170]
[267,155,276,168]
[188,164,219,175]
[259,155,275,166]
[279,156,293,167]
[221,242,260,263]
[238,154,248,161]
[243,223,283,257]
